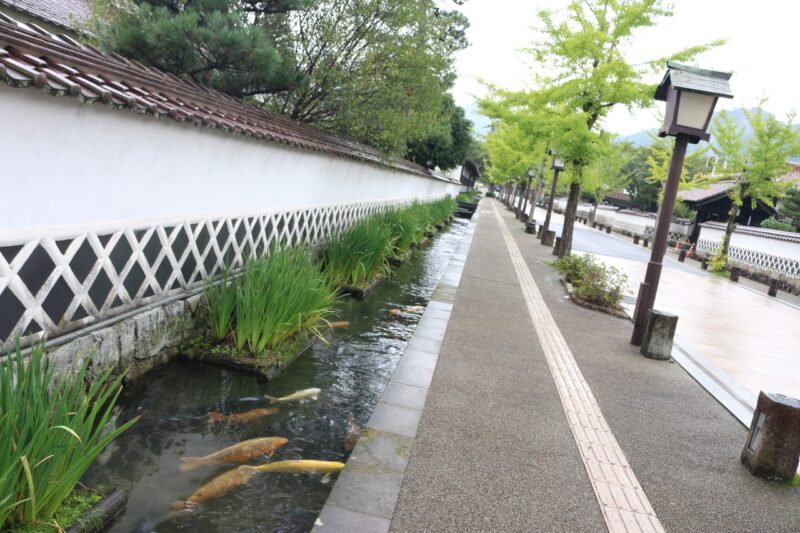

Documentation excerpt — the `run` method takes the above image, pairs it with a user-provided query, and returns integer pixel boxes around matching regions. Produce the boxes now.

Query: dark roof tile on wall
[0,0,90,33]
[0,13,442,180]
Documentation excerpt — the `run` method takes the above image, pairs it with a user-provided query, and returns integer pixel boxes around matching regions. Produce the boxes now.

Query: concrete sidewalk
[390,199,798,532]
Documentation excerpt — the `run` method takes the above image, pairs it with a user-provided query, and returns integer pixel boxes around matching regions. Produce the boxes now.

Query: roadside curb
[311,210,478,533]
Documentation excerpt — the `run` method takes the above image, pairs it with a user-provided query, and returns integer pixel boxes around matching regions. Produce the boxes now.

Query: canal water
[86,219,469,532]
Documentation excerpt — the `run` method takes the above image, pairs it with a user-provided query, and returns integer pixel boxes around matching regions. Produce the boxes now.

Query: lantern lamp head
[655,62,733,144]
[551,158,565,171]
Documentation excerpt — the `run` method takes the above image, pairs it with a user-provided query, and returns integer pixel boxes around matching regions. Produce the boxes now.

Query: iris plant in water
[0,342,136,530]
[234,246,339,355]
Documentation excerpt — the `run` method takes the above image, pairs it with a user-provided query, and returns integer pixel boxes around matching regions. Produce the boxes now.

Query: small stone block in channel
[640,310,678,360]
[741,391,800,481]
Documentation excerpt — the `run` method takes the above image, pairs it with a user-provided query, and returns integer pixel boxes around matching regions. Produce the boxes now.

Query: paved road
[529,206,698,274]
[528,205,800,401]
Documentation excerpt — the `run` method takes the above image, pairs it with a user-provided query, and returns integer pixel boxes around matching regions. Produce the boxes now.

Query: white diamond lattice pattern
[0,196,442,351]
[695,239,800,279]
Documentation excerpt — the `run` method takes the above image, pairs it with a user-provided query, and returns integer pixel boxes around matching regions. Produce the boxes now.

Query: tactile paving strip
[492,202,665,533]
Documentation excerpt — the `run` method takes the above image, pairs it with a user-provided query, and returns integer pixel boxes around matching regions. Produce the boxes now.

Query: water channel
[85,219,470,532]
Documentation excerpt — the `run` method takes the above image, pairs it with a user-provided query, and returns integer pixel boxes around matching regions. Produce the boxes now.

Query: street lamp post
[540,154,565,244]
[631,62,733,346]
[521,168,534,219]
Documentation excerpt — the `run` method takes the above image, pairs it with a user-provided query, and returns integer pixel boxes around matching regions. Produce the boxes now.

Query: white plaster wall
[594,206,617,226]
[0,86,457,238]
[699,225,800,261]
[668,221,693,239]
[613,212,653,235]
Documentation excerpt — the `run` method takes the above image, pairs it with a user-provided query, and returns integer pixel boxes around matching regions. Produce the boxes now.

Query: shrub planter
[65,488,127,533]
[560,279,628,319]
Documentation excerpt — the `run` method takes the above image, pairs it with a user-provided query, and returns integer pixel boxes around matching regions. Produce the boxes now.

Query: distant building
[678,181,776,242]
[603,192,632,209]
[459,159,481,189]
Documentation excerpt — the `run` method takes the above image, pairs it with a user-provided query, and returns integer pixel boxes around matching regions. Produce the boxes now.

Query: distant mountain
[619,108,758,147]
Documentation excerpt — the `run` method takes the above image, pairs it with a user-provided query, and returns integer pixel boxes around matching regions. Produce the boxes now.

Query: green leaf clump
[204,246,339,356]
[0,343,136,530]
[554,255,627,308]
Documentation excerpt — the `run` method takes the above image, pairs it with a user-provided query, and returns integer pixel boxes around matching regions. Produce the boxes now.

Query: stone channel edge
[311,213,478,533]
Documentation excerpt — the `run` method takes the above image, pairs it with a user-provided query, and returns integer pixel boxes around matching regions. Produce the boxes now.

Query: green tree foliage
[709,105,800,257]
[406,95,474,170]
[93,0,472,164]
[93,0,310,97]
[265,0,470,157]
[645,135,712,203]
[582,138,633,216]
[761,217,796,232]
[621,145,661,211]
[482,0,721,256]
[778,188,800,231]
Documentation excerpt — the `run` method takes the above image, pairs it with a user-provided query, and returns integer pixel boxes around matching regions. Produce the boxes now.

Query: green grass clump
[205,263,236,341]
[0,343,136,530]
[231,246,339,355]
[457,190,478,204]
[322,217,394,290]
[379,208,421,259]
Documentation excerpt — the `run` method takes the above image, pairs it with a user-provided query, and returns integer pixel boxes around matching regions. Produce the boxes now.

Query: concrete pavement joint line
[491,202,665,533]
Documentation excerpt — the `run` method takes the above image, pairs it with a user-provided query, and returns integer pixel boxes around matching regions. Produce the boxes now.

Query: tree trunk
[590,199,599,225]
[559,182,582,257]
[721,202,739,257]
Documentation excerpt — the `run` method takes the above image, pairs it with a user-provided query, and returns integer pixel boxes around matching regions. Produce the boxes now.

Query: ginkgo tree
[707,105,800,265]
[582,139,633,221]
[490,0,723,255]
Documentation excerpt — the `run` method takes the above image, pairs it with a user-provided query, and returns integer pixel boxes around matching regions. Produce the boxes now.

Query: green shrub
[573,260,628,308]
[554,254,627,308]
[761,217,796,232]
[235,246,338,354]
[322,217,394,289]
[672,199,696,220]
[553,254,593,285]
[0,343,136,530]
[708,251,728,273]
[456,190,478,204]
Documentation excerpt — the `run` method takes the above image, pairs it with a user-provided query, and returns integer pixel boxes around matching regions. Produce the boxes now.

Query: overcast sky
[449,0,800,135]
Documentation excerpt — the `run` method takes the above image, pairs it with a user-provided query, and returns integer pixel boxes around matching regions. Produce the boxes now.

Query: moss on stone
[11,490,102,533]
